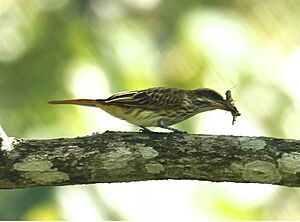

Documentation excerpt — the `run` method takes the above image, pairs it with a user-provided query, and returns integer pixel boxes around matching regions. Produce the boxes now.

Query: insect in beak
[223,90,241,125]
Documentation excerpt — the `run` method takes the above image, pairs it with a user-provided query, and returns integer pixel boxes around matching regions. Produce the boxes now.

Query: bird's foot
[139,126,155,133]
[158,120,187,134]
[170,128,187,134]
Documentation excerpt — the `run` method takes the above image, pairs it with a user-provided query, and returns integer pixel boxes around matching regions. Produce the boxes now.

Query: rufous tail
[48,99,98,107]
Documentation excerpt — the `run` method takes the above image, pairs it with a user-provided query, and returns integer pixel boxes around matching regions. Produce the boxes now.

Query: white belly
[97,104,163,127]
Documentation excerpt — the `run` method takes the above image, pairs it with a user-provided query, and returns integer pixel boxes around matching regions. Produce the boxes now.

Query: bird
[48,87,240,133]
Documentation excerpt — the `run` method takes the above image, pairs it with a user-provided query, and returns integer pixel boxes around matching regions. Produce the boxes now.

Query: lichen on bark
[1,131,300,189]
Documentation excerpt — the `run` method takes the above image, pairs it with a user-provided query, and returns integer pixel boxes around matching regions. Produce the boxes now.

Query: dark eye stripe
[197,89,224,101]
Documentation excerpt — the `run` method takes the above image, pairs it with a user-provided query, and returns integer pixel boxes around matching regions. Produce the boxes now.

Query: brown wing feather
[102,87,184,110]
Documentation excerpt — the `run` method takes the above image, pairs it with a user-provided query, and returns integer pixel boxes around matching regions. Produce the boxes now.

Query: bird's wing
[101,88,184,109]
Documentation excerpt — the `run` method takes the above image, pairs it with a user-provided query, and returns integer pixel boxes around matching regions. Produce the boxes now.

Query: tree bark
[1,129,300,189]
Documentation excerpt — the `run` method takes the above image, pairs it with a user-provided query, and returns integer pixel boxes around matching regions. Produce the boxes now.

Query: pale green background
[0,0,300,220]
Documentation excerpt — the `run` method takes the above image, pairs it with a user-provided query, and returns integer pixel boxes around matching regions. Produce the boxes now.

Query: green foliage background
[1,0,300,220]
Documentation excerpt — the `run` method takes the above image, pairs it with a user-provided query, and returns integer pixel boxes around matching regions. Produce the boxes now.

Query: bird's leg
[139,126,154,133]
[158,120,186,133]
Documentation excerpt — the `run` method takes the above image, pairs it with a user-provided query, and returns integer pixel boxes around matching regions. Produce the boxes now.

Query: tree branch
[1,128,300,189]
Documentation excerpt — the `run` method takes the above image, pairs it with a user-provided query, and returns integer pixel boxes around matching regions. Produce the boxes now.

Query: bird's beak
[213,100,231,111]
[214,100,241,116]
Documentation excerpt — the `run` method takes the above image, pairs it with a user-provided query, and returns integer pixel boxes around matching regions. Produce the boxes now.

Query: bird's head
[192,88,241,124]
[193,88,228,110]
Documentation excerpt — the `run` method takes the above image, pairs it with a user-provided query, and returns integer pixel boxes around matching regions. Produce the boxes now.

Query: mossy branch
[1,129,300,189]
